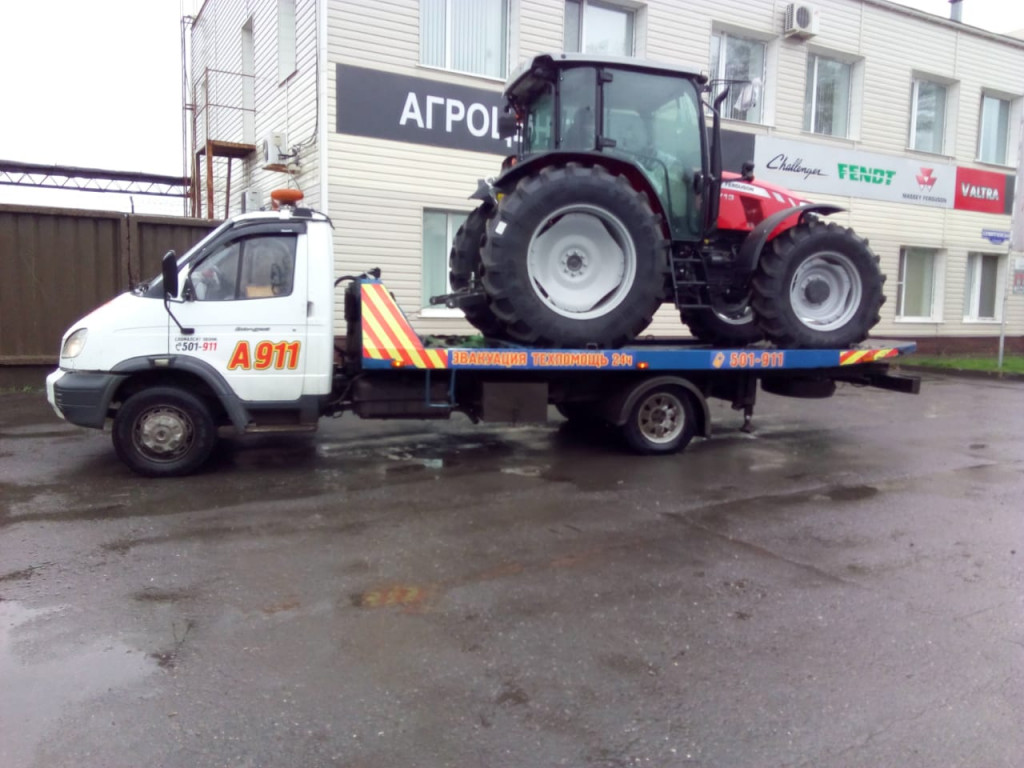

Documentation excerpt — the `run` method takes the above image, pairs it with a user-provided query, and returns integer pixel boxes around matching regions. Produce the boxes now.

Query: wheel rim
[637,392,686,445]
[789,251,863,331]
[133,405,194,463]
[527,204,637,319]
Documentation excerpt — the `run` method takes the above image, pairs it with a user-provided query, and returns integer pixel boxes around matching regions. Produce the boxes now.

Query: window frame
[908,76,950,156]
[976,90,1021,167]
[804,50,861,139]
[420,0,511,81]
[963,251,1006,323]
[421,209,470,315]
[563,0,637,58]
[710,28,769,125]
[895,246,942,323]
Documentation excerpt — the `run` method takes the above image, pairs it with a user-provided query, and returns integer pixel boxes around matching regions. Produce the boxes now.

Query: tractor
[439,52,885,350]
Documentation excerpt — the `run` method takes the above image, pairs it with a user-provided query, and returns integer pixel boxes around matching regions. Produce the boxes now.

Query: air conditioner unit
[261,131,287,168]
[784,3,819,38]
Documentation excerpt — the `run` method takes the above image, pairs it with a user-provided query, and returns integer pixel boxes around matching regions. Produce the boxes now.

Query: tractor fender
[603,375,711,438]
[111,355,251,432]
[489,152,671,240]
[734,203,844,278]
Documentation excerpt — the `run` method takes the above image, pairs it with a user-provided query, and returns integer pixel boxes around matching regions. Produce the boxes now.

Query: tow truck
[46,191,920,477]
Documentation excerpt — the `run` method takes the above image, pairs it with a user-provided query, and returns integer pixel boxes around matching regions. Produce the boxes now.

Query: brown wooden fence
[0,204,219,365]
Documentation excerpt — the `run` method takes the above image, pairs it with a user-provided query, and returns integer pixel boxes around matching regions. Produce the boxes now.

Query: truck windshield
[140,219,234,298]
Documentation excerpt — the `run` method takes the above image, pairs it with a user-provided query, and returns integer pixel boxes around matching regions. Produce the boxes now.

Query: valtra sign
[954,167,1013,214]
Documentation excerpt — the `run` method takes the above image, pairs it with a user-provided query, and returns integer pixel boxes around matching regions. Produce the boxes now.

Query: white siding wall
[317,0,1024,340]
[191,0,321,217]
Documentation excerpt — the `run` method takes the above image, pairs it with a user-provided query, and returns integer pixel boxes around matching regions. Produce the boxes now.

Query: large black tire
[681,300,763,347]
[448,202,506,338]
[621,384,696,455]
[751,218,886,349]
[112,386,218,477]
[480,163,665,348]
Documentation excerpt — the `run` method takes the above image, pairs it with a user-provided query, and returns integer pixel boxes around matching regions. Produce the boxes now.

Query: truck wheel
[112,387,218,477]
[681,300,763,347]
[449,202,506,338]
[622,385,696,455]
[751,219,885,348]
[481,163,664,348]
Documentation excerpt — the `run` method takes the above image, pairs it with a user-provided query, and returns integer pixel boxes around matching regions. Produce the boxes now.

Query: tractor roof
[505,52,707,97]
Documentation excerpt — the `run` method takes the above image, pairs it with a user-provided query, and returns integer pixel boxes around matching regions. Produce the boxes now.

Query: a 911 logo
[227,340,301,370]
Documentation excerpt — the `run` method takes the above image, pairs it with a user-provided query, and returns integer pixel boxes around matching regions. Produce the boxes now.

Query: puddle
[0,600,155,766]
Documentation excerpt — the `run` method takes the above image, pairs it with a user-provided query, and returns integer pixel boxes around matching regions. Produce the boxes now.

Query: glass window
[421,0,508,79]
[558,67,597,151]
[910,79,947,154]
[710,32,766,124]
[423,211,468,306]
[564,0,634,57]
[277,0,296,82]
[896,247,937,319]
[964,252,1003,320]
[523,83,556,154]
[805,54,851,137]
[192,235,296,301]
[978,94,1010,165]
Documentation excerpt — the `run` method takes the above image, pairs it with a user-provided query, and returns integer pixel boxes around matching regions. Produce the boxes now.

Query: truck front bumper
[47,369,124,429]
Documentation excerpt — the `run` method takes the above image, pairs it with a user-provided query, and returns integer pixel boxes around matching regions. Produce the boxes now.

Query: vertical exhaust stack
[949,0,963,23]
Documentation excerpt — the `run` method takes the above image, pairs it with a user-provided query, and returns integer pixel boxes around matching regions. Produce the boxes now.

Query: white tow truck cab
[47,192,920,477]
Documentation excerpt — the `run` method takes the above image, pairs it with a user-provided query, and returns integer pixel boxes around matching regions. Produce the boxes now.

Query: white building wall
[318,0,1024,340]
[190,0,321,217]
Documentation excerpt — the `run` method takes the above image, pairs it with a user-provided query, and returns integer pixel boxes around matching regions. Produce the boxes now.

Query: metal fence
[0,204,218,364]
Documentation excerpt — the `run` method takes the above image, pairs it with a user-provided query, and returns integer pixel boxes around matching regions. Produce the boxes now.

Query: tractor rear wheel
[480,163,664,348]
[449,202,506,338]
[751,219,885,348]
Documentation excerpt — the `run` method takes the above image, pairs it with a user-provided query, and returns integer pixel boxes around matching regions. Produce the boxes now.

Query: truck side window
[192,235,296,301]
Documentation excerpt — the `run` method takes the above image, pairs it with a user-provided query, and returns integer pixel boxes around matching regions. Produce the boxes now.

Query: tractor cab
[501,53,711,241]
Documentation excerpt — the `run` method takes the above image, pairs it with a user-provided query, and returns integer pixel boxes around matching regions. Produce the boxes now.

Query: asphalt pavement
[1,371,1022,767]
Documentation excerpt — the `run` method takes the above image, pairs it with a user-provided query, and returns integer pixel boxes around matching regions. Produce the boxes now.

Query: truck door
[173,223,310,403]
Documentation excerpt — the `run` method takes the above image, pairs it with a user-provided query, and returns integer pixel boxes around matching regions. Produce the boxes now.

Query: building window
[277,0,297,83]
[804,54,851,137]
[423,211,468,306]
[421,0,508,79]
[710,31,765,124]
[978,93,1010,165]
[564,0,634,57]
[896,247,939,320]
[909,79,947,154]
[964,252,1004,321]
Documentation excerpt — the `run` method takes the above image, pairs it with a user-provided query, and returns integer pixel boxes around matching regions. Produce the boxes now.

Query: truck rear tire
[112,386,218,477]
[449,202,506,338]
[481,163,664,348]
[751,219,885,348]
[621,384,696,455]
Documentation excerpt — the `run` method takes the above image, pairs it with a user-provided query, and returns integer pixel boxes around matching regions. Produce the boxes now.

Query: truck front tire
[113,386,218,477]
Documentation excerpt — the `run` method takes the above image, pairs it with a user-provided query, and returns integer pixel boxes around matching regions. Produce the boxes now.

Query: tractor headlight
[62,328,88,359]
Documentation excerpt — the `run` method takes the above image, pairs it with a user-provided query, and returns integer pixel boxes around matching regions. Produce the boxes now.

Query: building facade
[188,0,1024,347]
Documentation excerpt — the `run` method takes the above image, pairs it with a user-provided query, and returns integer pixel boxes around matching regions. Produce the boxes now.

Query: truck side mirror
[161,250,179,298]
[496,113,518,139]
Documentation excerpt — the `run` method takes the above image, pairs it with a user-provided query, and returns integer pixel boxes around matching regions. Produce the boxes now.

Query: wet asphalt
[1,371,1022,768]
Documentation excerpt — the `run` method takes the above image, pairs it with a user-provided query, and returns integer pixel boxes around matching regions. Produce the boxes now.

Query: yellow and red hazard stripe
[360,283,448,369]
[839,348,899,365]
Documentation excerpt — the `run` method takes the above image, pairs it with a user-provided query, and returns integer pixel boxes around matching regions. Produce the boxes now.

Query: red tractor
[440,53,885,349]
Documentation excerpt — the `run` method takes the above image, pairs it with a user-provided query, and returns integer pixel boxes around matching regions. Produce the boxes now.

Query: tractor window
[603,69,704,239]
[558,67,597,150]
[523,84,555,154]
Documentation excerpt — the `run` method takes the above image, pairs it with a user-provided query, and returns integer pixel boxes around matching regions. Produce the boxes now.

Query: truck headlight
[62,329,88,359]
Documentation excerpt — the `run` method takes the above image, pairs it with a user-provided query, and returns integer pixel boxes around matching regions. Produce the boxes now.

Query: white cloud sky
[0,0,1020,214]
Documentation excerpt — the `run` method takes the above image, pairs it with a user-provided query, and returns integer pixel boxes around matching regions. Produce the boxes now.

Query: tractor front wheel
[448,202,506,338]
[751,219,885,348]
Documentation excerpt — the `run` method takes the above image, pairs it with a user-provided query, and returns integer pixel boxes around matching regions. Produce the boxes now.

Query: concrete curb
[896,364,1024,383]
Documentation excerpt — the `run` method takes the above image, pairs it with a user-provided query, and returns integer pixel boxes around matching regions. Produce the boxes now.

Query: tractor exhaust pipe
[705,87,731,234]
